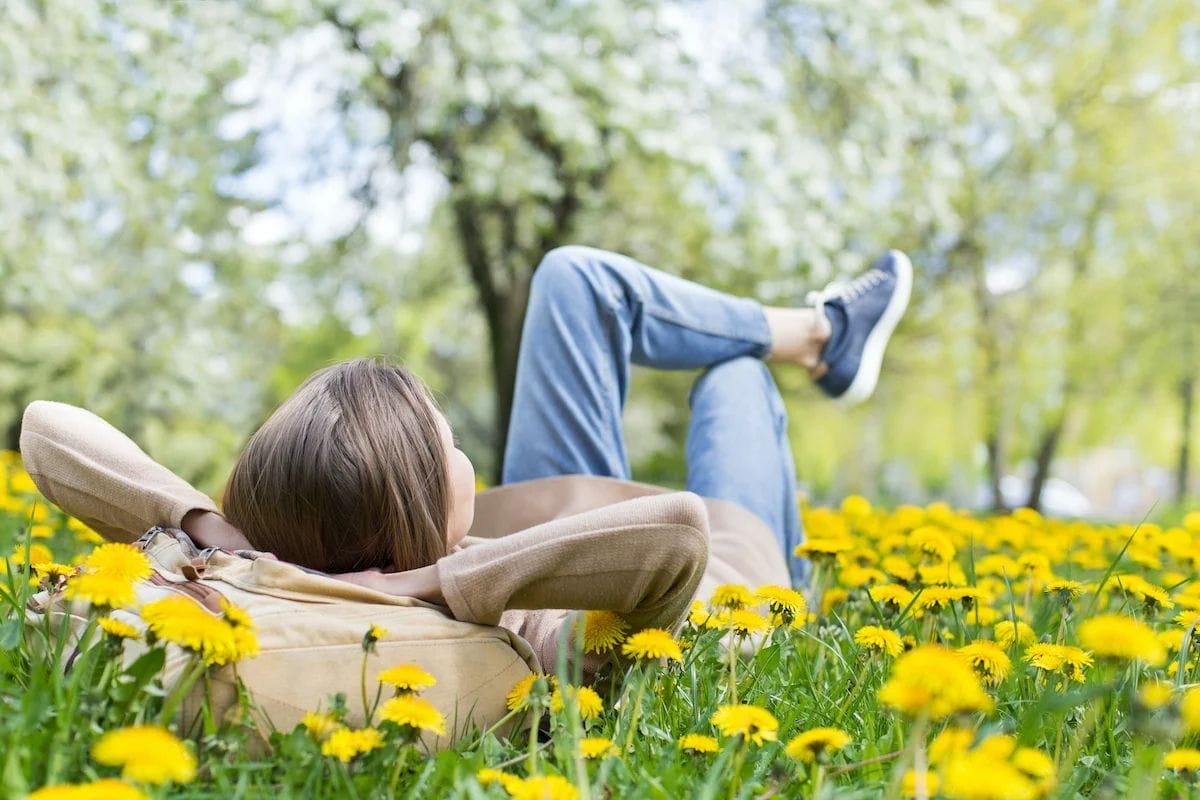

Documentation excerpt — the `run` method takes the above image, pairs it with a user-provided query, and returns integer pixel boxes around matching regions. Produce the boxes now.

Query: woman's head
[223,358,475,573]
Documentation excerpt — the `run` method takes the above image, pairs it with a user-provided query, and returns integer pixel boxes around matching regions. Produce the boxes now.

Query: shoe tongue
[821,300,850,364]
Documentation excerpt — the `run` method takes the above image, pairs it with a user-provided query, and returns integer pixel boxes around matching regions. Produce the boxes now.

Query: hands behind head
[329,564,445,604]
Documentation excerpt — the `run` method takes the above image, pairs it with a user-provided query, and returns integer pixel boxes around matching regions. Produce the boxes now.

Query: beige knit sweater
[21,401,788,670]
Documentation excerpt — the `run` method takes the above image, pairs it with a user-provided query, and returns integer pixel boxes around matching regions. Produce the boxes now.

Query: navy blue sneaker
[807,250,913,405]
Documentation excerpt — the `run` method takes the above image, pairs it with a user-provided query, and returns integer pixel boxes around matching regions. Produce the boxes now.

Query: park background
[1,0,1197,522]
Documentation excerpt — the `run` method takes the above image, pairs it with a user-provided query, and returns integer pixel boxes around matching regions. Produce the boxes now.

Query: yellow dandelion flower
[869,583,915,612]
[878,645,993,720]
[975,734,1017,759]
[506,673,545,711]
[839,565,888,588]
[477,768,517,788]
[28,780,147,800]
[917,562,967,587]
[756,584,807,617]
[973,606,1001,626]
[621,628,683,662]
[908,526,956,563]
[710,704,778,745]
[363,623,387,652]
[1013,747,1056,793]
[550,685,604,720]
[8,470,37,494]
[840,494,872,517]
[477,767,505,785]
[302,711,339,740]
[1160,628,1186,654]
[941,748,1037,800]
[142,595,255,666]
[1043,579,1086,600]
[994,620,1036,649]
[91,725,196,785]
[379,695,447,736]
[579,736,618,759]
[901,769,940,798]
[83,543,152,583]
[378,663,437,693]
[822,588,849,615]
[580,610,628,654]
[854,625,904,657]
[699,609,731,629]
[1109,574,1174,611]
[1024,643,1093,683]
[679,733,719,753]
[32,562,76,582]
[320,727,383,761]
[1181,688,1200,732]
[1078,614,1166,665]
[688,600,713,627]
[795,538,854,561]
[97,616,140,640]
[504,774,579,800]
[1139,680,1175,709]
[219,598,254,630]
[710,583,755,609]
[956,641,1012,686]
[913,585,962,613]
[881,556,917,583]
[929,727,974,764]
[1165,748,1200,772]
[64,572,136,609]
[785,727,852,763]
[728,608,770,636]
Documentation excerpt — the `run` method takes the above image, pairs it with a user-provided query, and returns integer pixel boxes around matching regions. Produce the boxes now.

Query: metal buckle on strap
[134,525,167,550]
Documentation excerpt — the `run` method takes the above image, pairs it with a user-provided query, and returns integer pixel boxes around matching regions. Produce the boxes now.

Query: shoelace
[805,268,887,319]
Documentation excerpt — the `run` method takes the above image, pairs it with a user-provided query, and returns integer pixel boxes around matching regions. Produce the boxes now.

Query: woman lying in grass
[20,245,911,683]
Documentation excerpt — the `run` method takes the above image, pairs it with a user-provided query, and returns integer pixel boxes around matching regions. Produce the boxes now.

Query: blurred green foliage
[1,0,1196,514]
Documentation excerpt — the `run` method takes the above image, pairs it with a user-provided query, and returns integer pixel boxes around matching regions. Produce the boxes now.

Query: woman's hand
[330,563,446,604]
[181,510,254,551]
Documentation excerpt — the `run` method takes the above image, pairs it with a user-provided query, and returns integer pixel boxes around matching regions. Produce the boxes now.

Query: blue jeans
[501,246,807,584]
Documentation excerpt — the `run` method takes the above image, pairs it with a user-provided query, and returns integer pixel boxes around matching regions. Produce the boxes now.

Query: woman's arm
[19,401,251,550]
[338,493,709,633]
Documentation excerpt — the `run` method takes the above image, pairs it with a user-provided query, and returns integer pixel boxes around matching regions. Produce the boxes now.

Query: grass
[3,451,1200,799]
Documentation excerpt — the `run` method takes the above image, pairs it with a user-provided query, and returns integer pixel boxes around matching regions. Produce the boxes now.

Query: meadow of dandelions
[4,448,1200,798]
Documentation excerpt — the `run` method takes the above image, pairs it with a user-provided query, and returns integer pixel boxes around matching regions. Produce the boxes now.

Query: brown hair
[222,358,449,573]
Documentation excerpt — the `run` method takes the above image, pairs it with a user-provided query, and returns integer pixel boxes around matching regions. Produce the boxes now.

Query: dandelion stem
[621,668,649,753]
[527,704,541,774]
[159,657,207,726]
[359,649,371,726]
[727,632,738,704]
[810,762,824,799]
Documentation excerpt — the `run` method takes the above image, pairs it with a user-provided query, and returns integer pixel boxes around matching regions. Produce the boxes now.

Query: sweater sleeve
[436,492,710,639]
[18,401,220,542]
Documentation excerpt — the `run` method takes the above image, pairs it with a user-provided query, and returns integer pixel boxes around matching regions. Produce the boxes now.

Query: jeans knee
[531,245,619,310]
[691,357,787,428]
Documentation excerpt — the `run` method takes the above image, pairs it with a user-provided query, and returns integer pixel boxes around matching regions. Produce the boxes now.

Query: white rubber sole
[837,250,913,406]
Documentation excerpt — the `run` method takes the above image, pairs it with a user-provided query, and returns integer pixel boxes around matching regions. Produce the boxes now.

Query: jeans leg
[502,246,774,484]
[685,357,807,585]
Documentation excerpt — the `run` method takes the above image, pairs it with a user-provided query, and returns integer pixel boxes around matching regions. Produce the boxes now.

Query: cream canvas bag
[28,527,538,747]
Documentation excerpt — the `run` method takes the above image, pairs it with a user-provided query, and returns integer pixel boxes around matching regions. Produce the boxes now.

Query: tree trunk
[484,279,531,483]
[1179,375,1195,504]
[963,235,1007,513]
[984,433,1006,513]
[1023,202,1100,514]
[4,415,19,453]
[1026,417,1065,512]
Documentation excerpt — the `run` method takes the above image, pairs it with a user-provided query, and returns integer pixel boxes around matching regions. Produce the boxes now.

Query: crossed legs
[501,246,811,583]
